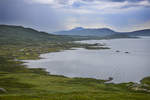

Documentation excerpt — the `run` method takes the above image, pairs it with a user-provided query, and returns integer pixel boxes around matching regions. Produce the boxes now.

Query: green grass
[0,56,150,100]
[0,72,150,100]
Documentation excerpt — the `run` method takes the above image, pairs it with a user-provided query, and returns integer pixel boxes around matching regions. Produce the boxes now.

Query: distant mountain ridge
[124,29,150,36]
[0,25,84,45]
[55,27,116,36]
[55,27,150,37]
[71,27,84,31]
[0,25,150,46]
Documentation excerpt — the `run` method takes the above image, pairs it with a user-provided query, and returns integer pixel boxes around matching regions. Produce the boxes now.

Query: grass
[0,56,150,100]
[0,72,150,100]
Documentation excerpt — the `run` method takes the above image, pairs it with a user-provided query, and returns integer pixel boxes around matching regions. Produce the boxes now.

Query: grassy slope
[0,25,101,60]
[0,57,150,100]
[0,25,150,100]
[0,25,79,45]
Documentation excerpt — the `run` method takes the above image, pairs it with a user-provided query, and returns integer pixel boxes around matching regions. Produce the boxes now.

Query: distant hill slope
[55,27,150,37]
[124,29,150,36]
[1,25,150,46]
[0,25,81,45]
[55,27,116,36]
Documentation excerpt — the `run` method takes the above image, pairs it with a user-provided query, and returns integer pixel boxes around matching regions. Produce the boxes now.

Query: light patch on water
[23,37,150,83]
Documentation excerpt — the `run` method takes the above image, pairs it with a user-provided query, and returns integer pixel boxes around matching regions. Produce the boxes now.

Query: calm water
[23,37,150,83]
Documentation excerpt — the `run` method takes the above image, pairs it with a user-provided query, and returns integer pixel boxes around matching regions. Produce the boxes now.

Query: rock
[108,77,113,81]
[129,83,150,92]
[132,83,139,87]
[143,84,149,87]
[125,52,129,54]
[104,77,114,83]
[0,88,7,93]
[132,87,150,92]
[94,43,104,46]
[116,50,120,52]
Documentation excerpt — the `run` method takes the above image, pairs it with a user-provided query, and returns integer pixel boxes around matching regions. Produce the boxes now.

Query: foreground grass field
[0,55,150,100]
[0,72,150,100]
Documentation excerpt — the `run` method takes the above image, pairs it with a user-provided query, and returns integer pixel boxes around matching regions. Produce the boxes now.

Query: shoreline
[19,47,150,94]
[21,40,149,85]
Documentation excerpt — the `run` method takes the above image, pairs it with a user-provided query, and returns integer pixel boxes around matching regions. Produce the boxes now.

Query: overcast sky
[0,0,150,32]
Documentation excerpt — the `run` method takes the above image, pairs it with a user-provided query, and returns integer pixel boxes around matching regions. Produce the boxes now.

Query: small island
[85,46,110,50]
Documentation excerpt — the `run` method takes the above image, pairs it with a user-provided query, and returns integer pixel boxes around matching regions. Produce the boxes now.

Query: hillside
[0,25,52,44]
[124,29,150,36]
[0,25,86,45]
[0,25,105,59]
[55,27,116,36]
[55,27,150,37]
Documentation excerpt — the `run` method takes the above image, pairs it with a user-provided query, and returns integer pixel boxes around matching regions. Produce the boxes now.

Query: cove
[23,37,150,83]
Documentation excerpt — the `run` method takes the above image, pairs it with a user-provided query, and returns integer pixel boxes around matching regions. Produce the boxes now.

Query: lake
[23,37,150,83]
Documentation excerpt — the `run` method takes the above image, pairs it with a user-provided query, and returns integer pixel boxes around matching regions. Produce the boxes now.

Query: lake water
[23,37,150,83]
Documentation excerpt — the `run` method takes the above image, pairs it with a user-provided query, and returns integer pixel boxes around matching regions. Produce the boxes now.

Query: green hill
[0,25,84,45]
[0,25,50,44]
[0,25,102,59]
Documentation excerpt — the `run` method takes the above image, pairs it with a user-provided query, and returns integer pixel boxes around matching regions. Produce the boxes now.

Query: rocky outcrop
[128,83,150,92]
[0,88,7,93]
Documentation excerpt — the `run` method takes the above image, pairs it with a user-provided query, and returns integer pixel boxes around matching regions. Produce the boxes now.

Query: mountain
[124,29,150,36]
[1,25,150,46]
[55,27,150,37]
[71,27,84,31]
[55,27,116,36]
[0,25,82,45]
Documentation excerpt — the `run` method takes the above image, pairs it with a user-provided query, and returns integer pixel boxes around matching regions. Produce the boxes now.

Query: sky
[0,0,150,32]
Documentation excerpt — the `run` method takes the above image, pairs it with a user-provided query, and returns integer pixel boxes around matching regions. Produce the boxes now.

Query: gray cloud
[85,0,147,2]
[29,0,150,10]
[0,0,67,32]
[0,0,150,32]
[109,0,143,2]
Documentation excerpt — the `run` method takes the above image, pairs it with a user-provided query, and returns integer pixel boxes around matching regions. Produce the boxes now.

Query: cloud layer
[30,0,150,10]
[0,0,150,32]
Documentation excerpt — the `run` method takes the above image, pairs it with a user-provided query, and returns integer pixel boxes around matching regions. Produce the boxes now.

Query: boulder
[0,88,7,93]
[116,50,120,52]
